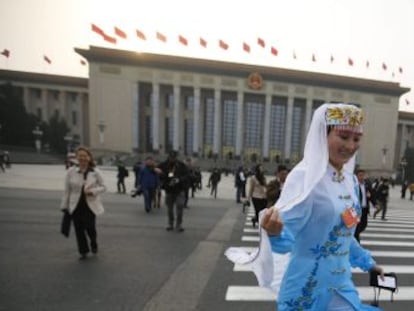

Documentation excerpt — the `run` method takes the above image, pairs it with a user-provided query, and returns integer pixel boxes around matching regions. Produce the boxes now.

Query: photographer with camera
[157,151,189,232]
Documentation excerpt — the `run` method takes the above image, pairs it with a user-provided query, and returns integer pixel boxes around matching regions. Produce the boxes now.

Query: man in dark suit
[157,151,189,232]
[354,169,377,243]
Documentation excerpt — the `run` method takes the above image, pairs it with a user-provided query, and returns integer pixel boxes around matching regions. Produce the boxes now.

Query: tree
[0,83,37,146]
[44,112,70,154]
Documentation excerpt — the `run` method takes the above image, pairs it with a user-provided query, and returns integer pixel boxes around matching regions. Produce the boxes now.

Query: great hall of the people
[1,46,413,173]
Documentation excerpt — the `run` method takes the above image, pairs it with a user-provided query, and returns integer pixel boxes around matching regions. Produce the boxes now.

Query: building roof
[0,69,88,88]
[75,46,410,97]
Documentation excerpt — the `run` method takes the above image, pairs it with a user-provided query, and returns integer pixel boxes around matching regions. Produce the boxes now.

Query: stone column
[173,85,181,151]
[305,98,313,133]
[262,93,272,159]
[284,95,294,160]
[213,88,221,155]
[151,83,160,152]
[132,82,139,151]
[193,87,201,155]
[235,91,244,157]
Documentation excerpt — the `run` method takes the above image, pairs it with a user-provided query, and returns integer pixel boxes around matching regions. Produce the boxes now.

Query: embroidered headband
[325,105,363,133]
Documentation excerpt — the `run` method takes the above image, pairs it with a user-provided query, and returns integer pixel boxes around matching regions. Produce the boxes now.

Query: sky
[0,0,413,111]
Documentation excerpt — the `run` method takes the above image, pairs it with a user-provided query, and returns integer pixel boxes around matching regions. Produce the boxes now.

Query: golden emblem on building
[247,72,263,90]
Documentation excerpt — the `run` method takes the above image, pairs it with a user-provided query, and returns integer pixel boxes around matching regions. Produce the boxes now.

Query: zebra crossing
[225,205,414,305]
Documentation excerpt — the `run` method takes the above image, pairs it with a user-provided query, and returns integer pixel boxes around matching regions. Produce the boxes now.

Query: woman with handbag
[60,146,106,260]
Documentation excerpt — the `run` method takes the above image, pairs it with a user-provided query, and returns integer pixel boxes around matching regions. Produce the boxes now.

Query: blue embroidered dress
[270,165,381,311]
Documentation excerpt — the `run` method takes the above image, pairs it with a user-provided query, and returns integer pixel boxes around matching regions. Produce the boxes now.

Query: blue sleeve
[269,194,313,254]
[349,237,376,271]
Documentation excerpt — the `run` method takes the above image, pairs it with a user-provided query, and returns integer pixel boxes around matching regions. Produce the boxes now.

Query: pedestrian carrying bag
[369,270,398,306]
[60,210,72,237]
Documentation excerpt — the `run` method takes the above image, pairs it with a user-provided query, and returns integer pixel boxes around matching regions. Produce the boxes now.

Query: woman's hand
[261,208,284,236]
[371,265,385,281]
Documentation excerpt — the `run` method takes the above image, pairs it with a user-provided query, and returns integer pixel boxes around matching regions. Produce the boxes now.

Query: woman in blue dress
[227,103,384,310]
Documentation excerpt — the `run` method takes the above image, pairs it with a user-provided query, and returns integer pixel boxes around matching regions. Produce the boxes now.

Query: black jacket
[158,160,189,194]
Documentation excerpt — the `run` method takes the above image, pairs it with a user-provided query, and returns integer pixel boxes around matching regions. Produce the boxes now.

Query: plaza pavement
[0,164,238,200]
[0,163,409,205]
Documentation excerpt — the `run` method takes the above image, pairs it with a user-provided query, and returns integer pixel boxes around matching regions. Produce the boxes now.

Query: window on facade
[204,98,214,145]
[312,100,324,115]
[54,109,60,119]
[146,92,152,107]
[291,100,306,160]
[222,99,237,148]
[145,115,152,151]
[164,117,174,152]
[185,96,194,111]
[244,101,264,149]
[36,108,42,120]
[269,98,287,157]
[52,90,59,101]
[33,89,41,99]
[184,119,194,155]
[72,111,77,126]
[165,93,173,109]
[70,92,77,102]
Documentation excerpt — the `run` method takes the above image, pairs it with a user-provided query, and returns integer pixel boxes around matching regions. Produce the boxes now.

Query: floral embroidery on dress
[283,224,347,310]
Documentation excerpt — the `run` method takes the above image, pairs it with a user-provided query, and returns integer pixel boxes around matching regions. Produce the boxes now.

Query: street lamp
[400,157,407,182]
[97,120,106,144]
[63,134,73,153]
[381,145,388,168]
[32,126,43,153]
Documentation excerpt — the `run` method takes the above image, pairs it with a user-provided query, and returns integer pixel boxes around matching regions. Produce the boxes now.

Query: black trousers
[252,197,267,223]
[354,207,368,243]
[72,201,97,255]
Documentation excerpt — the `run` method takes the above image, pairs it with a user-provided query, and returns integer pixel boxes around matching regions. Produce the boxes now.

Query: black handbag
[369,270,398,306]
[60,210,72,237]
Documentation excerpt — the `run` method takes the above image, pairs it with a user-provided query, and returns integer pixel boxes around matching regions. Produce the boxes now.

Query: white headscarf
[225,102,363,294]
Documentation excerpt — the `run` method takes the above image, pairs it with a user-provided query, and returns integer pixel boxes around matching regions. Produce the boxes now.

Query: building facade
[76,46,409,172]
[0,70,89,146]
[1,47,411,173]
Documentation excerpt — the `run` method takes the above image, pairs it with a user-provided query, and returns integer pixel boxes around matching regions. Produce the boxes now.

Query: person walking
[60,146,106,260]
[235,166,247,203]
[248,164,267,227]
[373,178,390,220]
[354,168,377,243]
[226,103,384,311]
[139,156,159,213]
[208,167,221,198]
[116,162,129,194]
[157,151,189,232]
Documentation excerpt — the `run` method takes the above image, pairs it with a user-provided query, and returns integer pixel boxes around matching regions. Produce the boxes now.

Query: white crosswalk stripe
[226,204,414,306]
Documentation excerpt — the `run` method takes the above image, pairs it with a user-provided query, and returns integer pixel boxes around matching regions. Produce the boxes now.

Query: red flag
[219,39,228,50]
[178,35,188,46]
[156,31,167,42]
[366,60,370,68]
[91,23,104,36]
[114,26,127,39]
[312,54,316,62]
[1,49,10,58]
[382,62,387,70]
[199,37,207,48]
[270,46,278,56]
[243,42,250,53]
[43,55,52,64]
[348,58,354,66]
[80,59,86,65]
[103,33,117,44]
[330,55,334,63]
[399,67,403,74]
[257,37,265,48]
[136,29,146,40]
